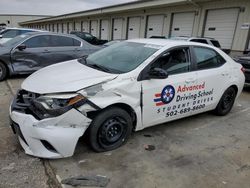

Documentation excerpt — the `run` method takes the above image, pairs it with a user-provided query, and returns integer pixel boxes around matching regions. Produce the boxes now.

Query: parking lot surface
[1,76,250,188]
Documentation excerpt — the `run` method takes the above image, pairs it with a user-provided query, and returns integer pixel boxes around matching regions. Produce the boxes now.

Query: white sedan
[10,39,245,158]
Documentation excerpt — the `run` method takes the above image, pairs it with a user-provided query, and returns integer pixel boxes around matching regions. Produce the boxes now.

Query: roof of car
[4,27,43,32]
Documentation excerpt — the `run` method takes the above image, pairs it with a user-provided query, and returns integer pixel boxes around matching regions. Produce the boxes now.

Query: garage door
[81,21,89,32]
[63,23,67,33]
[170,12,195,37]
[146,15,165,38]
[67,22,73,33]
[75,21,81,31]
[127,17,141,39]
[204,8,239,49]
[100,20,109,40]
[112,18,123,40]
[90,20,98,37]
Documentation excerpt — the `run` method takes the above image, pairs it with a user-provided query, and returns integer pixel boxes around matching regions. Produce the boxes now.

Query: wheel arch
[0,59,9,75]
[88,102,138,130]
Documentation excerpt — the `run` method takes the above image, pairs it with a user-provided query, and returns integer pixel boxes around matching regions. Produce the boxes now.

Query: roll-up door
[171,12,195,37]
[127,17,141,39]
[146,15,165,38]
[100,20,109,40]
[204,8,239,49]
[112,18,123,40]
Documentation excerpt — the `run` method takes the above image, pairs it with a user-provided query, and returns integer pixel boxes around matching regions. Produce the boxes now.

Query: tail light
[241,67,246,73]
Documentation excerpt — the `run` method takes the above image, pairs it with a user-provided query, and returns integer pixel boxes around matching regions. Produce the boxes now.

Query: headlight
[32,94,86,118]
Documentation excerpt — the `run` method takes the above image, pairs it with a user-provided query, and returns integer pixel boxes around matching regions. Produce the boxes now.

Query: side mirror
[17,44,26,51]
[148,67,168,79]
[0,35,2,39]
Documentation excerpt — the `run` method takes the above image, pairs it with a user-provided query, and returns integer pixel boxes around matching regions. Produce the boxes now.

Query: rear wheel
[89,107,132,152]
[0,62,7,81]
[214,87,236,116]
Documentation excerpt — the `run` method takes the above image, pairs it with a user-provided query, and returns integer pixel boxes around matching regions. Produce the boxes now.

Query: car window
[24,35,50,48]
[152,47,191,75]
[73,38,81,46]
[190,39,208,44]
[19,30,35,35]
[50,35,74,47]
[193,47,226,70]
[2,30,19,38]
[210,40,221,48]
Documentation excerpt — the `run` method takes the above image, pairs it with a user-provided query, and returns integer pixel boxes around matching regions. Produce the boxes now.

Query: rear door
[48,35,83,64]
[191,46,230,114]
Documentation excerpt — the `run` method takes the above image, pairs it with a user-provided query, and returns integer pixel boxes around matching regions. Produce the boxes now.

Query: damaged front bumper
[9,90,92,159]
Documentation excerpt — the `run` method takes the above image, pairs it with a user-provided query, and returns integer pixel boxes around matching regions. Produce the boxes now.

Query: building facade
[20,0,250,52]
[0,14,50,28]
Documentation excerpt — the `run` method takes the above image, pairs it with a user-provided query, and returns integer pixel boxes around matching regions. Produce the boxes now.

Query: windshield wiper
[88,63,112,73]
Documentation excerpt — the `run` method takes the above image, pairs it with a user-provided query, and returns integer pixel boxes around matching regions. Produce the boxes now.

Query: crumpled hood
[22,59,117,94]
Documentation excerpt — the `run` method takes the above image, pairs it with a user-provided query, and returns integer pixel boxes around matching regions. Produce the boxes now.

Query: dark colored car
[0,32,101,80]
[70,31,108,45]
[234,55,250,85]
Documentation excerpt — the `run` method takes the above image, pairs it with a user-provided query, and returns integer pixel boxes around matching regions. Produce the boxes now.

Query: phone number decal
[165,104,205,117]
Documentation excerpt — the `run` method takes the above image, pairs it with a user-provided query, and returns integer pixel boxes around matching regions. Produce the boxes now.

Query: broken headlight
[32,94,86,118]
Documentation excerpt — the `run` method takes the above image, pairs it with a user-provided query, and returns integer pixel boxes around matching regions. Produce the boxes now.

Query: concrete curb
[6,79,15,95]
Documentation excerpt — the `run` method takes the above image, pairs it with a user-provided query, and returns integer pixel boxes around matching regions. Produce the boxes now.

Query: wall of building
[0,15,49,28]
[22,0,250,52]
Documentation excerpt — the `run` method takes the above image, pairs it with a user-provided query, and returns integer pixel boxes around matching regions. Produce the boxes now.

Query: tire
[214,87,236,116]
[0,62,7,81]
[89,107,133,152]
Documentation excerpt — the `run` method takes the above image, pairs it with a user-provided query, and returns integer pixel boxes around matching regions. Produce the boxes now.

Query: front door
[11,35,51,72]
[141,47,199,128]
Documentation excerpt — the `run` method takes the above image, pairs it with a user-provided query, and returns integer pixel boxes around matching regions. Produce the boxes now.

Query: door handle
[185,78,196,83]
[74,48,81,51]
[43,49,50,53]
[221,72,229,76]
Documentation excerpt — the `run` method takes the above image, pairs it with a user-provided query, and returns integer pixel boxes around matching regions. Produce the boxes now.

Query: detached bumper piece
[10,90,92,159]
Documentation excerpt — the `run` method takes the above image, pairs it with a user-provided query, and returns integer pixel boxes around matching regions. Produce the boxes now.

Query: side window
[50,36,74,47]
[152,47,191,75]
[24,35,50,48]
[210,40,221,48]
[2,30,19,38]
[193,47,226,70]
[190,39,208,44]
[19,30,34,35]
[73,38,81,46]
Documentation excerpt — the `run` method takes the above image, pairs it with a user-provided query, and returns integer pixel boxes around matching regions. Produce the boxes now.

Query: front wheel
[89,107,133,152]
[214,87,236,116]
[0,62,7,81]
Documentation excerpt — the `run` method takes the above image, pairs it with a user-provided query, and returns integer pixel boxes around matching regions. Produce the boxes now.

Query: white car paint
[9,39,245,158]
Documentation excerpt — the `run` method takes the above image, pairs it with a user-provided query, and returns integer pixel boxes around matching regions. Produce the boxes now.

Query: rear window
[211,40,221,48]
[50,36,75,47]
[190,39,208,44]
[1,29,19,38]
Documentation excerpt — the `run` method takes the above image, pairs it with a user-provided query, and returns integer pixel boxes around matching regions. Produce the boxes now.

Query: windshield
[2,34,28,47]
[82,41,159,73]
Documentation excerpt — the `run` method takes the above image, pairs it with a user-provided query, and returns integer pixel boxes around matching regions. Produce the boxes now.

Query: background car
[102,39,124,47]
[70,31,108,45]
[0,28,43,44]
[0,32,101,80]
[234,54,250,85]
[170,36,221,48]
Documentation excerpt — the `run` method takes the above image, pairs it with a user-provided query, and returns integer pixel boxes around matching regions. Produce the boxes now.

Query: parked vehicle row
[0,32,101,80]
[9,39,245,158]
